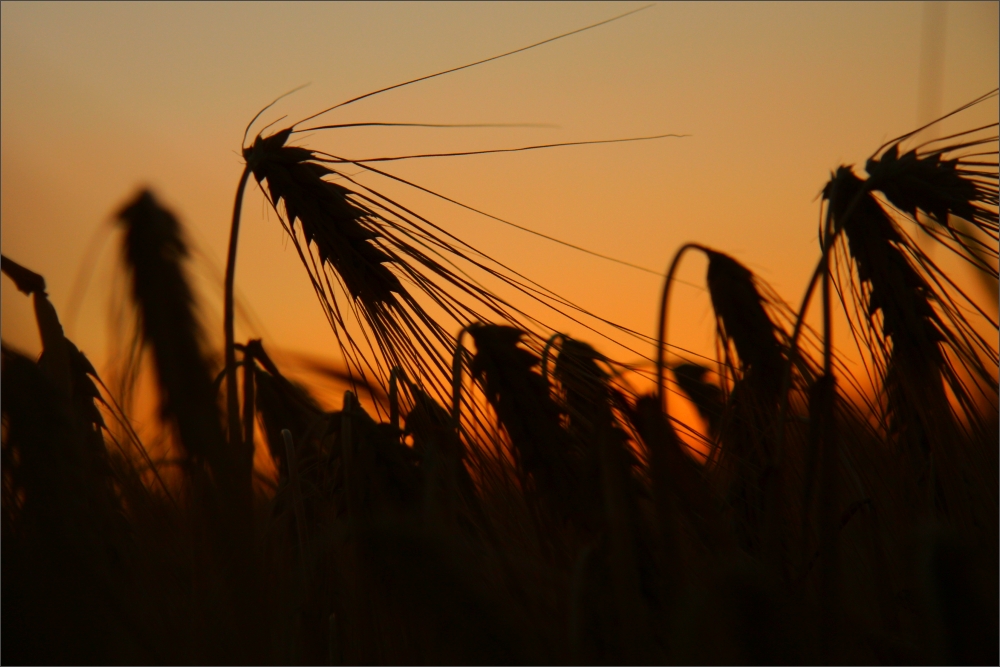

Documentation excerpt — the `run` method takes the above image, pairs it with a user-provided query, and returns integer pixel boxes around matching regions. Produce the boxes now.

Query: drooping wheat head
[822,112,998,533]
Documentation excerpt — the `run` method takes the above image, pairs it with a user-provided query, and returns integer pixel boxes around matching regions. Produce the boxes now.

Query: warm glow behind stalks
[3,6,997,664]
[3,3,997,384]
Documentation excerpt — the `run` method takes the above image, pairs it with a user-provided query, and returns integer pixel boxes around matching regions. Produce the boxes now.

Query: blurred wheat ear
[117,191,257,563]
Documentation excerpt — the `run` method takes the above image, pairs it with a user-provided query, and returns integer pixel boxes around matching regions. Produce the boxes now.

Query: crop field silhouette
[2,5,998,665]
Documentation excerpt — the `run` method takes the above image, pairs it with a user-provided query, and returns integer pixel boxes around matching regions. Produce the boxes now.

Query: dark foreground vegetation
[2,49,998,665]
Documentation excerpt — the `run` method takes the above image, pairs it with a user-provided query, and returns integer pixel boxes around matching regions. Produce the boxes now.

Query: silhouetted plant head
[705,249,785,385]
[867,144,982,227]
[244,132,403,306]
[823,158,998,398]
[237,121,550,430]
[468,325,545,408]
[553,338,637,463]
[821,109,998,532]
[117,190,235,484]
[555,337,612,418]
[867,125,1000,289]
[824,167,946,352]
[468,323,579,523]
[230,9,684,434]
[243,127,293,167]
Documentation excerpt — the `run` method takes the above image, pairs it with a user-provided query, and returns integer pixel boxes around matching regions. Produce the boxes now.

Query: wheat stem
[225,164,253,449]
[821,207,835,378]
[656,243,704,412]
[451,327,472,428]
[776,186,869,459]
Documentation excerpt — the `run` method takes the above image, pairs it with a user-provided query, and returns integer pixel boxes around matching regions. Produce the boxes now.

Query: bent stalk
[656,243,704,412]
[225,165,253,449]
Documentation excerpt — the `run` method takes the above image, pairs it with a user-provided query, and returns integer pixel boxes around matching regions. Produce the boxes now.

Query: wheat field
[2,6,998,666]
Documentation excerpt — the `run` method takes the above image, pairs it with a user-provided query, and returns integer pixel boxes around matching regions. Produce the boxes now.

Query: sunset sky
[2,1,997,401]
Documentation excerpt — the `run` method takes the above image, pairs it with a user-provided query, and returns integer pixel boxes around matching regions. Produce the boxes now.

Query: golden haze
[2,2,997,401]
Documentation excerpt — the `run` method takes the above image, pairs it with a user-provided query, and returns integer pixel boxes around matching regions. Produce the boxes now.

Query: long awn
[224,6,687,450]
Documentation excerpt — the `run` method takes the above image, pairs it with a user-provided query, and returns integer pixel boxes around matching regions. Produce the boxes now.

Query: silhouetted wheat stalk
[221,6,688,467]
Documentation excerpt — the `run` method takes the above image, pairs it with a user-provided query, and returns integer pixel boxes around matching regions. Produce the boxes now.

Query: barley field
[2,4,998,665]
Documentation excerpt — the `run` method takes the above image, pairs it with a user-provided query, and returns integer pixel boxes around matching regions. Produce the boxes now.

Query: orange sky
[2,2,998,406]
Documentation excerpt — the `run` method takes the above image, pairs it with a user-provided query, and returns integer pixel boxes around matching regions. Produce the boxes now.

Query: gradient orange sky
[3,2,998,396]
